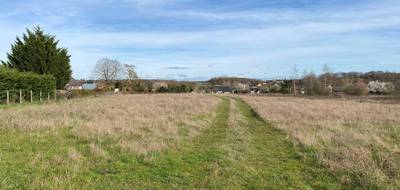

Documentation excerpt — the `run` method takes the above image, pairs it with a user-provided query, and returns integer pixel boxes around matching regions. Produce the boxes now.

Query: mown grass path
[0,97,341,189]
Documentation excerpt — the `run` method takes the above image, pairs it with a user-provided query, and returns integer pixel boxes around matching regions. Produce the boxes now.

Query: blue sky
[0,0,400,80]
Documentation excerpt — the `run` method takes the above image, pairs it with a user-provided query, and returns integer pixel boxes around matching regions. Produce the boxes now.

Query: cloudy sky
[0,0,399,80]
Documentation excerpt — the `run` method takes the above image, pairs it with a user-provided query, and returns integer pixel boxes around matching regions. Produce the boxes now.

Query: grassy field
[0,94,343,189]
[242,95,400,189]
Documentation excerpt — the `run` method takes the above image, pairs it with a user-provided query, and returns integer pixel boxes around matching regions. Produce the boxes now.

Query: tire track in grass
[0,96,342,189]
[119,97,342,189]
[231,98,342,189]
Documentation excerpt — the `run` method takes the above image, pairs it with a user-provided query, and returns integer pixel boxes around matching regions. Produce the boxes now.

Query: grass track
[0,97,341,189]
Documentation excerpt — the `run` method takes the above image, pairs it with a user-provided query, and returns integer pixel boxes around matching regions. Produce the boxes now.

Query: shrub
[0,68,56,93]
[280,80,291,94]
[344,81,368,96]
[131,81,145,93]
[271,84,281,93]
[156,86,168,93]
[167,84,193,93]
[303,74,329,95]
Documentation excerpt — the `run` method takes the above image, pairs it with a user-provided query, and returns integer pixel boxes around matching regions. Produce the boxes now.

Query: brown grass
[242,95,400,188]
[0,94,219,155]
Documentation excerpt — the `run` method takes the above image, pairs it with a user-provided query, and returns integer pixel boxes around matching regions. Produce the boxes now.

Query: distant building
[65,79,83,90]
[211,86,235,94]
[82,83,97,90]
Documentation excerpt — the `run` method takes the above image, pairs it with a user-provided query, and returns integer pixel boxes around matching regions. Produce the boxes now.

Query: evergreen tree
[2,26,72,89]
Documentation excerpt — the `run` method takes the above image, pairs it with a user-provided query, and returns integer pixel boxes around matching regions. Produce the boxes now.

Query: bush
[303,75,329,95]
[131,82,145,93]
[344,81,368,96]
[167,84,193,93]
[156,86,168,93]
[0,68,56,93]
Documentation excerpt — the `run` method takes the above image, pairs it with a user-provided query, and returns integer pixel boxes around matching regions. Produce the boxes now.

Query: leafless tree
[124,64,138,81]
[322,64,333,88]
[92,58,124,83]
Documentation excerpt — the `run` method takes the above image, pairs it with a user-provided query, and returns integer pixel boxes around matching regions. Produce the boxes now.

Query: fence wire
[0,89,57,105]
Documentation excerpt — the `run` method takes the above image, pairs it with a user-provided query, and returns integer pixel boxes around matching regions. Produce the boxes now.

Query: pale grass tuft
[68,148,82,162]
[89,143,109,159]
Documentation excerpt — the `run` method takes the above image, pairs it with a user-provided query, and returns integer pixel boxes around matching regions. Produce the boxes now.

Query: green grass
[0,97,342,189]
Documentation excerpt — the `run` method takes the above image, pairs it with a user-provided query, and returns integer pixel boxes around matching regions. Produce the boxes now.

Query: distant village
[66,71,400,96]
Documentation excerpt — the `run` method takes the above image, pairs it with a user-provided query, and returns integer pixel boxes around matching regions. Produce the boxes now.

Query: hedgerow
[0,68,56,93]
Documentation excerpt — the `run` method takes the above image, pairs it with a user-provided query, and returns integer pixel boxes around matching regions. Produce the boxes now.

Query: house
[211,86,235,94]
[82,82,97,90]
[65,79,83,90]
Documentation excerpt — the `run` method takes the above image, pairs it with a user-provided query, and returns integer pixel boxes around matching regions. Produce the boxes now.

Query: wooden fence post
[48,92,50,101]
[54,90,57,101]
[6,90,9,105]
[19,90,22,104]
[30,90,33,103]
[40,91,42,102]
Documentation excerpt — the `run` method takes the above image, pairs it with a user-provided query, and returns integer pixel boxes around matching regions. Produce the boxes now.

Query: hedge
[0,68,56,93]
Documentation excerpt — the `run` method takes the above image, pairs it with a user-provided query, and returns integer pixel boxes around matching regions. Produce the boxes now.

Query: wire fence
[0,89,57,105]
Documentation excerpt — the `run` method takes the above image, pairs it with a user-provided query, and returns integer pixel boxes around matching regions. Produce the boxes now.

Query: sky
[0,0,399,80]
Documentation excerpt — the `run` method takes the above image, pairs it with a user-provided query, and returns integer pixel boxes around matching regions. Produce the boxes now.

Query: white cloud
[1,0,400,80]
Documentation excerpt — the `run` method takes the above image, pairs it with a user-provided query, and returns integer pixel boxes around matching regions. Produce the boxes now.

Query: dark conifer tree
[2,26,72,89]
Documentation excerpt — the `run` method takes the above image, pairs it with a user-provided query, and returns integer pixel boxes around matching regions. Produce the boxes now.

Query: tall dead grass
[242,96,400,188]
[0,94,219,155]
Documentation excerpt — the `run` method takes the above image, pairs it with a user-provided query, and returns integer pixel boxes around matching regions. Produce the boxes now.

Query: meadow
[1,93,398,189]
[0,94,342,189]
[242,95,400,189]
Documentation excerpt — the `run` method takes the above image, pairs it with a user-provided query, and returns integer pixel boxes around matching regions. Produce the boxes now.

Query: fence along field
[0,68,57,105]
[0,89,57,105]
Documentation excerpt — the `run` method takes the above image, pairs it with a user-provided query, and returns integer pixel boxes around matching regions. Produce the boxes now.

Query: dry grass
[0,94,219,155]
[242,95,400,188]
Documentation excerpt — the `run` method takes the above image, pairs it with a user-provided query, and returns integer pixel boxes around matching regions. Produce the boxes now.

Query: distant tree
[344,81,368,96]
[303,72,327,95]
[131,81,145,92]
[92,58,124,83]
[124,64,138,80]
[322,64,333,88]
[2,26,72,89]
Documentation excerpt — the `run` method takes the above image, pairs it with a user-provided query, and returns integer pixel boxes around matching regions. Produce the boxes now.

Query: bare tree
[124,64,138,80]
[322,64,333,88]
[92,58,124,83]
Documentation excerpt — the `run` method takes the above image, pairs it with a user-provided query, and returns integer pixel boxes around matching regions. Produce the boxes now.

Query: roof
[66,79,83,87]
[211,86,233,93]
[82,83,97,90]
